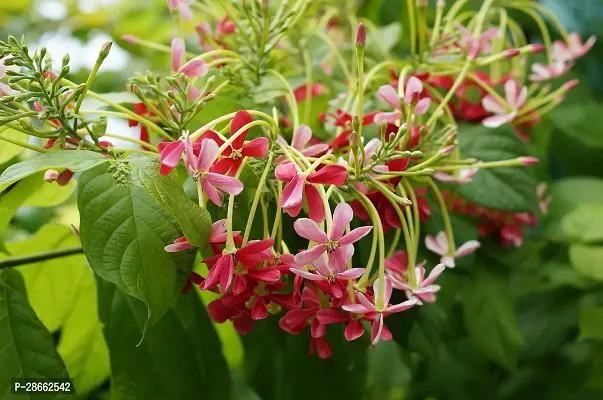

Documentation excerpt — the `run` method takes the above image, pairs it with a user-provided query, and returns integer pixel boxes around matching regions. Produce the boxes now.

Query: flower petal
[294,245,328,266]
[373,111,402,125]
[422,263,446,286]
[242,137,269,157]
[425,234,446,256]
[370,313,384,345]
[344,320,365,341]
[289,268,324,281]
[339,226,373,245]
[305,184,325,223]
[181,60,209,77]
[341,303,371,314]
[386,298,418,313]
[171,38,185,71]
[206,172,244,195]
[405,76,423,104]
[231,110,253,149]
[275,162,297,182]
[336,268,366,280]
[201,179,223,207]
[330,202,354,241]
[413,97,431,115]
[482,113,516,128]
[292,124,312,150]
[293,218,328,243]
[316,309,350,325]
[455,240,481,257]
[327,245,354,273]
[198,138,220,172]
[306,164,348,186]
[159,140,185,169]
[377,85,400,110]
[164,240,192,252]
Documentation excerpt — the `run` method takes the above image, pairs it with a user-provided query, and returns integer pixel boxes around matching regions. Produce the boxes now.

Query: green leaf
[0,150,108,192]
[97,280,230,400]
[569,244,603,281]
[0,126,27,164]
[21,179,75,208]
[129,155,212,248]
[579,305,603,341]
[252,75,288,104]
[545,177,603,240]
[0,269,70,399]
[78,164,196,336]
[462,269,524,371]
[456,123,539,213]
[561,203,603,243]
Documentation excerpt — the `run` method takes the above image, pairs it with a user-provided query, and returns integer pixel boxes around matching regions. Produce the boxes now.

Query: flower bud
[57,170,75,186]
[19,119,33,131]
[520,156,539,166]
[503,48,520,59]
[437,0,445,7]
[99,41,113,60]
[441,145,455,156]
[529,44,545,53]
[44,169,59,183]
[355,23,366,49]
[62,53,70,68]
[121,34,138,45]
[349,130,360,149]
[352,115,361,132]
[562,79,579,91]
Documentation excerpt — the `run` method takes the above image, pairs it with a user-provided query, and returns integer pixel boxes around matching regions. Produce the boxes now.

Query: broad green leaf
[21,179,76,208]
[0,127,27,164]
[78,164,196,335]
[0,150,108,192]
[545,177,603,240]
[561,203,603,243]
[129,155,212,248]
[456,123,539,213]
[0,269,70,399]
[579,305,603,341]
[569,244,603,281]
[0,0,30,11]
[57,271,109,395]
[192,96,243,127]
[462,269,524,371]
[97,280,230,400]
[366,340,410,399]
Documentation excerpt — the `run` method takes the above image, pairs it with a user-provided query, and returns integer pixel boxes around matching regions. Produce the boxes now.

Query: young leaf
[129,155,212,248]
[0,126,27,164]
[569,244,603,281]
[78,164,196,337]
[462,269,524,371]
[97,279,231,400]
[561,203,603,243]
[0,269,70,396]
[456,123,539,213]
[0,150,108,192]
[579,305,603,341]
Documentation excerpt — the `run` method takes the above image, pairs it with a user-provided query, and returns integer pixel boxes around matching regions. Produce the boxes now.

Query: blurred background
[1,0,603,399]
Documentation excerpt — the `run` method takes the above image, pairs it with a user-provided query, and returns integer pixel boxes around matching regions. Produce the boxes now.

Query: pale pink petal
[504,80,519,105]
[425,234,446,256]
[481,95,506,114]
[198,139,220,172]
[330,202,354,241]
[159,140,185,169]
[515,86,528,109]
[201,179,223,207]
[289,268,324,281]
[275,162,297,182]
[327,245,354,273]
[405,76,423,104]
[413,97,431,115]
[482,113,515,128]
[415,290,437,303]
[373,111,402,125]
[339,226,373,245]
[164,241,192,252]
[336,268,365,280]
[301,144,329,158]
[178,3,194,20]
[422,263,446,287]
[312,255,330,277]
[386,298,418,313]
[281,174,305,210]
[292,124,312,150]
[206,172,244,195]
[377,85,400,110]
[441,255,455,268]
[293,218,329,243]
[455,240,481,257]
[181,60,209,77]
[371,313,384,345]
[294,244,328,266]
[171,38,185,72]
[356,291,376,312]
[342,303,371,314]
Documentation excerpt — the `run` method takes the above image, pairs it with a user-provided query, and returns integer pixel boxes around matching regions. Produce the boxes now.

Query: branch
[0,246,84,269]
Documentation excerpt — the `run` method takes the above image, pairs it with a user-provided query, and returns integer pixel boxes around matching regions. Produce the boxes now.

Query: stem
[0,133,48,153]
[356,46,365,139]
[302,47,313,125]
[0,247,83,269]
[74,42,110,115]
[406,0,417,56]
[225,158,249,251]
[426,177,455,255]
[268,69,300,130]
[426,61,472,126]
[242,152,274,245]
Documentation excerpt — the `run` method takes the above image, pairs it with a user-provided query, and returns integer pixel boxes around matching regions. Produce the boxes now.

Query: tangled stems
[242,151,275,245]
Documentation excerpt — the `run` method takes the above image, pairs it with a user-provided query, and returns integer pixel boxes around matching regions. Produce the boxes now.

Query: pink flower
[185,137,244,207]
[552,33,596,62]
[342,278,418,345]
[277,125,328,161]
[374,77,431,125]
[43,169,60,183]
[167,0,194,21]
[276,162,348,222]
[315,309,366,341]
[171,38,208,77]
[481,80,527,128]
[529,62,572,82]
[289,254,365,298]
[293,202,372,272]
[458,24,500,59]
[164,219,242,253]
[425,231,480,268]
[433,167,479,184]
[385,251,445,305]
[203,239,275,292]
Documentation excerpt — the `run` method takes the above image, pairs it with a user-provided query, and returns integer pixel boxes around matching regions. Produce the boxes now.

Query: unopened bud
[520,156,539,166]
[388,132,396,142]
[131,84,143,98]
[99,41,113,60]
[352,115,361,132]
[400,197,413,206]
[529,44,545,53]
[121,34,138,45]
[355,23,366,49]
[503,48,520,59]
[62,53,70,68]
[446,131,457,144]
[437,0,445,7]
[44,169,59,183]
[411,150,423,157]
[563,79,579,91]
[349,130,360,149]
[19,119,33,131]
[441,145,455,156]
[57,170,75,186]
